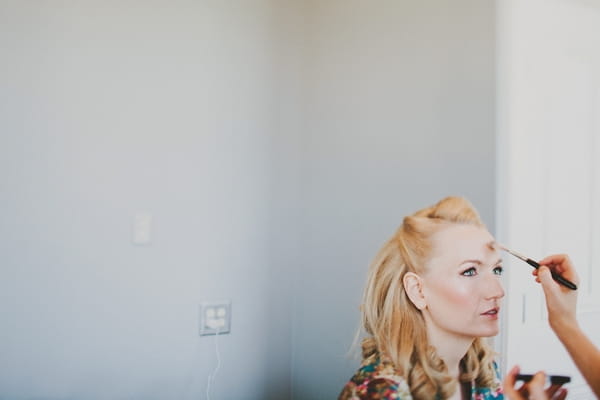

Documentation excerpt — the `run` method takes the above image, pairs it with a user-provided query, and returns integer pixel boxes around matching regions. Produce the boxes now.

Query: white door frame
[496,0,600,397]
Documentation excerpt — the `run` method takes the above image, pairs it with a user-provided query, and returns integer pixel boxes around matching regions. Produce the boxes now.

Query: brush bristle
[498,245,528,261]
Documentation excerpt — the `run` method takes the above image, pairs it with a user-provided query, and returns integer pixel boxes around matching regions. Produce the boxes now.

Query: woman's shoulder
[338,354,412,400]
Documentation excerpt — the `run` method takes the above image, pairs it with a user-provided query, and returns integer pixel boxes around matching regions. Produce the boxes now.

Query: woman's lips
[481,307,499,316]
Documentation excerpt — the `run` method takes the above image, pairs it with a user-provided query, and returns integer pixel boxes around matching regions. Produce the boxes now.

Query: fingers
[538,254,570,267]
[532,264,560,287]
[502,365,523,399]
[504,364,519,386]
[537,266,567,302]
[503,368,568,400]
[546,384,568,400]
[538,254,579,282]
[527,371,548,400]
[534,254,579,284]
[538,266,555,287]
[503,364,568,400]
[553,387,568,400]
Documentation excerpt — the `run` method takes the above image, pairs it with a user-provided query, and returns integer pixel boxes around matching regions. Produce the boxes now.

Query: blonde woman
[339,197,504,400]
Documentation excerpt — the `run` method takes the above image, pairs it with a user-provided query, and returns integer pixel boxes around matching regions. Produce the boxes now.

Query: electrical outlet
[199,301,231,336]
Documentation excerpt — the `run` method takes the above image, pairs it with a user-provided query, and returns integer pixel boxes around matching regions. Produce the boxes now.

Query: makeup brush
[498,245,577,291]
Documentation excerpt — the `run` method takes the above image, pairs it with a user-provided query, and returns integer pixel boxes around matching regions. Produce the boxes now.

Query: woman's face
[420,223,504,342]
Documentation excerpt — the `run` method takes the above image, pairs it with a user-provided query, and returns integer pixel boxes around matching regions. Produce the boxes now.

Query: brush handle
[551,272,578,290]
[527,258,578,290]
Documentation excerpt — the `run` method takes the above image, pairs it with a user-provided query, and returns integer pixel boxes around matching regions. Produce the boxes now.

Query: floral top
[338,352,504,400]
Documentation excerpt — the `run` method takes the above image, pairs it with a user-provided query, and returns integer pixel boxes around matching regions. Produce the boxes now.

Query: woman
[339,196,504,399]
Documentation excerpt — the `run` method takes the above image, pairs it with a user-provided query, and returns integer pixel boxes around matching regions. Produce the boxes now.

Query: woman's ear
[403,272,426,310]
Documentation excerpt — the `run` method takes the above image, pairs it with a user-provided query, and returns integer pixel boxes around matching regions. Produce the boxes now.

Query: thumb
[538,266,556,290]
[537,266,561,302]
[527,371,547,400]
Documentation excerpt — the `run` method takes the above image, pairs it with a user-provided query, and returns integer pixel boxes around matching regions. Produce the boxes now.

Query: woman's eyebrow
[459,259,483,266]
[459,258,503,266]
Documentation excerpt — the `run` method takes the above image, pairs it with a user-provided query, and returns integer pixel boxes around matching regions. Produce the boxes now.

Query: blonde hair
[360,196,497,399]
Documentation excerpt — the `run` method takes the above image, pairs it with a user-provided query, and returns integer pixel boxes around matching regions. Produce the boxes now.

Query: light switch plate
[132,213,152,245]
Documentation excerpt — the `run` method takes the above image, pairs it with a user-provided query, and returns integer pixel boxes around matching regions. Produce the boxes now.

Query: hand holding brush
[498,245,577,290]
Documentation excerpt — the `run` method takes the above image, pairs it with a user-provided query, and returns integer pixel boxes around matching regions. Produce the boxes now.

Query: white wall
[0,1,299,399]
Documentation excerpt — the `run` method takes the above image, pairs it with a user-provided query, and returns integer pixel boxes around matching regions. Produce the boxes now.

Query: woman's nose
[485,274,505,300]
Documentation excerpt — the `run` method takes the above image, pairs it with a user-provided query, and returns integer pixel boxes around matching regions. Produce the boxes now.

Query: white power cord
[205,326,221,400]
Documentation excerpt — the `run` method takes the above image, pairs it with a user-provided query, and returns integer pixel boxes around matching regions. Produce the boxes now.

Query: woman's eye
[493,266,503,275]
[462,267,477,276]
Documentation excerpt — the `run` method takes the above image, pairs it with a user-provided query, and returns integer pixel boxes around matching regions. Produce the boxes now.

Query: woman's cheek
[437,280,474,306]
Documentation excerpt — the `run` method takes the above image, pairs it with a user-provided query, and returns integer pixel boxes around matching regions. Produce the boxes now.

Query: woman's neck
[426,328,474,379]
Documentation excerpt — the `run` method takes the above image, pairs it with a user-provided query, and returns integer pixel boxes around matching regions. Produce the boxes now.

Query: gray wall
[292,1,496,399]
[0,1,300,399]
[0,1,495,400]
